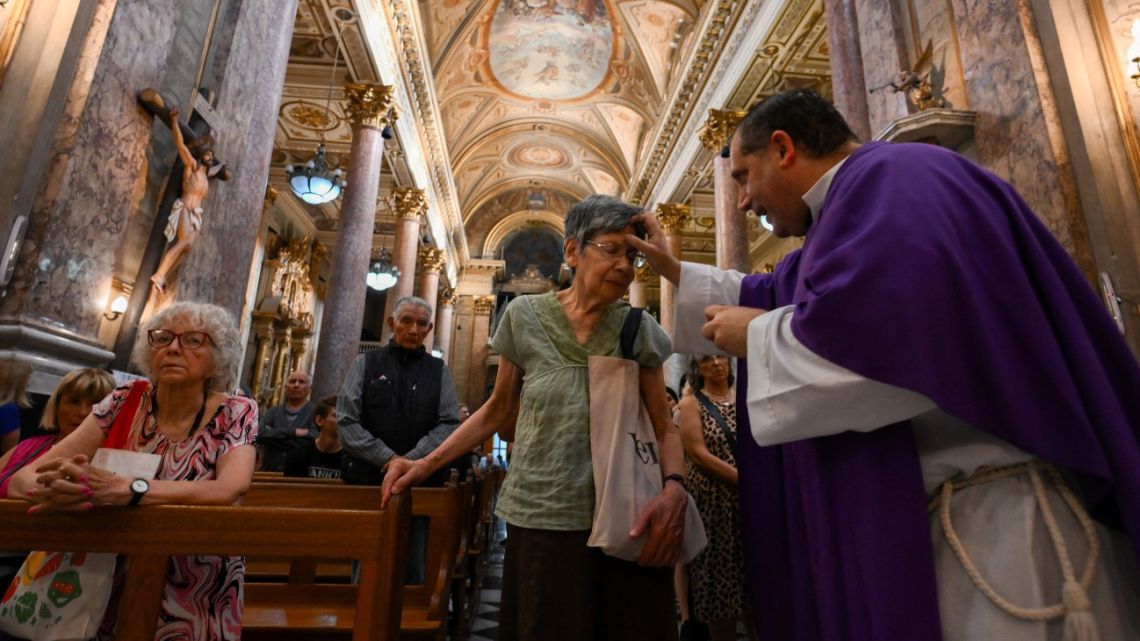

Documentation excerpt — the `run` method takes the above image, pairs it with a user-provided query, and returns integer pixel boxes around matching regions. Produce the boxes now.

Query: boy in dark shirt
[284,395,348,480]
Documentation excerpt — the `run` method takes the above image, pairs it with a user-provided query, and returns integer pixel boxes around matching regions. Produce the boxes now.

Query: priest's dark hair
[735,88,858,158]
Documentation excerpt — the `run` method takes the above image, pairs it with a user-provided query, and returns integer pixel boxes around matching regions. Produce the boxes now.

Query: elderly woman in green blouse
[384,195,686,641]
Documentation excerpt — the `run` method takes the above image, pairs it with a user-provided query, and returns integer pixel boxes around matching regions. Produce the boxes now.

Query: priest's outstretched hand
[627,212,680,284]
[702,304,766,357]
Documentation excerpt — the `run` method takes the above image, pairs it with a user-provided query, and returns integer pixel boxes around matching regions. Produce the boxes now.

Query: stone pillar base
[0,321,114,395]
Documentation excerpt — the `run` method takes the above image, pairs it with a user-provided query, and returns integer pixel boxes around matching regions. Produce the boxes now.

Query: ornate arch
[482,210,566,258]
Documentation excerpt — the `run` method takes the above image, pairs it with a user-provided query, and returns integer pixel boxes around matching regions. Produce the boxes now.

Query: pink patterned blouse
[92,383,258,641]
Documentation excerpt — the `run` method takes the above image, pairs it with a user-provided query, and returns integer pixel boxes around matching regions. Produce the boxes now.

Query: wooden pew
[0,495,410,641]
[242,475,466,641]
[253,470,343,485]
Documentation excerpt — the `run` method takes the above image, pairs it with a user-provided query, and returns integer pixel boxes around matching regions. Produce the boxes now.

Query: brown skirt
[499,523,678,641]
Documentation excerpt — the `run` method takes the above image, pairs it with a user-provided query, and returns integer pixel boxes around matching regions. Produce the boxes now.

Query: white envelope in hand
[92,448,161,480]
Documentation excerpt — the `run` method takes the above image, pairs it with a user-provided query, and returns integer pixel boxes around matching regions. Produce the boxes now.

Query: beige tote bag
[587,352,706,563]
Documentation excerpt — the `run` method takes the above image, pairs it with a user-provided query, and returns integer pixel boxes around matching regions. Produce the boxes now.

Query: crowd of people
[1,88,1138,641]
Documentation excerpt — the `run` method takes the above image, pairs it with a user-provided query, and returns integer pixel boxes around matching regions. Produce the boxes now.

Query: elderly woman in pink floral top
[9,301,258,641]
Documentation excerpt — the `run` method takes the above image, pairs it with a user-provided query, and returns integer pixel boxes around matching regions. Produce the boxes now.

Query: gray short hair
[132,301,242,392]
[392,295,433,318]
[563,195,646,248]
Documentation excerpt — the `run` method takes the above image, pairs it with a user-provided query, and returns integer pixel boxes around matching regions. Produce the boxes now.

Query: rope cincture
[932,461,1101,641]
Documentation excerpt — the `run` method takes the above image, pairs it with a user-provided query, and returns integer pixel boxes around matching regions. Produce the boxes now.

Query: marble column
[656,203,691,336]
[450,295,476,403]
[311,82,395,400]
[467,295,496,409]
[268,324,292,406]
[290,328,311,375]
[380,187,428,340]
[699,109,749,272]
[629,266,650,309]
[250,316,274,406]
[435,287,456,364]
[822,0,872,141]
[417,247,445,350]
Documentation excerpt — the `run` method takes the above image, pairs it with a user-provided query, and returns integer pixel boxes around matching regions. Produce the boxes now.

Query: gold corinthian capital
[393,187,429,221]
[656,203,692,235]
[473,295,496,316]
[439,286,457,307]
[344,82,397,130]
[418,247,445,273]
[698,108,747,152]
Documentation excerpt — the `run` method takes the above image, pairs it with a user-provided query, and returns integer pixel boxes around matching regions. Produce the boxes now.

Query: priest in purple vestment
[630,89,1140,641]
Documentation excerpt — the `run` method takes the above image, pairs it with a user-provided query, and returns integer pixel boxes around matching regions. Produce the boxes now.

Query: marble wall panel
[1101,0,1140,176]
[173,0,298,314]
[947,0,1089,266]
[0,0,179,337]
[901,0,969,109]
[823,0,872,139]
[854,0,910,134]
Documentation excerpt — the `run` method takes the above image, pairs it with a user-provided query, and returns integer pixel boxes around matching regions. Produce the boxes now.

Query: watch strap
[128,479,147,507]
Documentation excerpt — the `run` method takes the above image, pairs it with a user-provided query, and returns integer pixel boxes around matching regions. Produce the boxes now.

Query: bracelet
[663,473,686,490]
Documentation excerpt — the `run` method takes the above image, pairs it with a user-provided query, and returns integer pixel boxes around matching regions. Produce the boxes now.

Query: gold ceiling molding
[382,0,469,266]
[627,0,751,203]
[343,82,397,129]
[699,108,747,151]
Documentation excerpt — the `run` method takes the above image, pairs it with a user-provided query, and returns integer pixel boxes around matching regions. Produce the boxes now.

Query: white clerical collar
[802,157,849,223]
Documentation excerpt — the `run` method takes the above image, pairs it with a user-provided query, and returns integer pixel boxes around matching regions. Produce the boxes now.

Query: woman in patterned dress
[10,302,258,641]
[677,354,753,641]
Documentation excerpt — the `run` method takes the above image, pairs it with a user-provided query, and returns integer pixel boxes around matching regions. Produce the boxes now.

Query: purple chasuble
[734,141,1140,641]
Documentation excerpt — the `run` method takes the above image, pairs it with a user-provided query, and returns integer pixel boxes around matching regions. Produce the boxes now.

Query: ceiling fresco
[487,0,615,101]
[420,0,698,252]
[270,0,830,299]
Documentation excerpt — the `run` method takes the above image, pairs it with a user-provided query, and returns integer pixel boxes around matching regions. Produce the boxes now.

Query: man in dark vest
[339,295,461,486]
[338,295,462,582]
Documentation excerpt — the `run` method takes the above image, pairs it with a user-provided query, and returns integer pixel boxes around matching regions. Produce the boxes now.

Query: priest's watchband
[664,473,686,491]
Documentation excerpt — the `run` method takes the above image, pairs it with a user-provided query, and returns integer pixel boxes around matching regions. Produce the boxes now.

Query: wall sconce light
[104,294,128,321]
[1129,20,1140,88]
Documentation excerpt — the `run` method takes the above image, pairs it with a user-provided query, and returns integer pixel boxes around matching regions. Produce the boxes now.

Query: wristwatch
[128,478,150,507]
[663,473,687,491]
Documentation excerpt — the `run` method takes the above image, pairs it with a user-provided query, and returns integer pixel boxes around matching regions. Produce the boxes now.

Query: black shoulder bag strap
[694,390,738,459]
[619,308,643,360]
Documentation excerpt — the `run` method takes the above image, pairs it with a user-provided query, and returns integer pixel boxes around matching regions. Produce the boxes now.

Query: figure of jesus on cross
[150,106,224,296]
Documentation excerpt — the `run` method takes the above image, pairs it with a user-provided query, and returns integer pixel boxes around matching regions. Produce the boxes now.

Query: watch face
[131,479,149,494]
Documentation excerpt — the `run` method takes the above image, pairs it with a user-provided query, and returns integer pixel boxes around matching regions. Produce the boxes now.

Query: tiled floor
[467,523,505,641]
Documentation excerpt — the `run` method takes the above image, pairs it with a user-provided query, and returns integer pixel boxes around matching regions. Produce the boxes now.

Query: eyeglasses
[583,240,647,269]
[147,329,213,350]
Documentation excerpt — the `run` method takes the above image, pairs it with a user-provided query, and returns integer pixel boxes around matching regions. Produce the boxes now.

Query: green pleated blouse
[491,291,672,531]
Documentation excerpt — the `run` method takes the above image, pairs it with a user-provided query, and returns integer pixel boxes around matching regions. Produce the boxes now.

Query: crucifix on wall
[136,88,231,298]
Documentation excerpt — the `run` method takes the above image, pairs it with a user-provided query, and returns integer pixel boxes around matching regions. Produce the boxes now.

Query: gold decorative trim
[699,108,747,151]
[439,286,457,307]
[393,187,428,221]
[263,185,278,210]
[657,203,693,234]
[343,82,396,130]
[1086,0,1140,198]
[418,246,446,273]
[473,295,496,316]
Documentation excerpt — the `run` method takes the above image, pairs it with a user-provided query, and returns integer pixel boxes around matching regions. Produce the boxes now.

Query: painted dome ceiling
[420,0,699,255]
